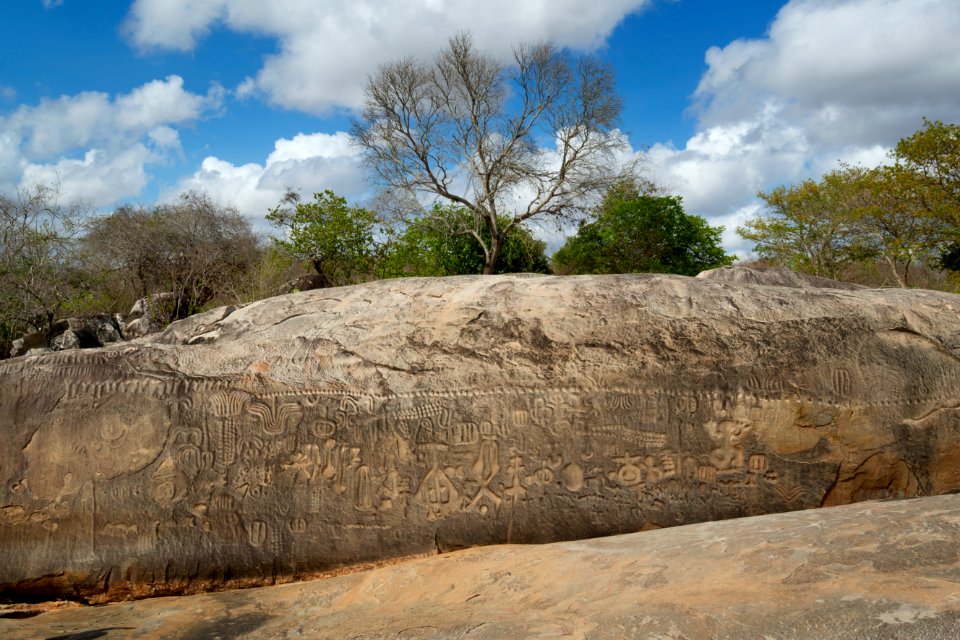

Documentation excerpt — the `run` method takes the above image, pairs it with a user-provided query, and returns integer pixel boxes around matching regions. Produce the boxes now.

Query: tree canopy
[383,204,550,276]
[266,190,382,288]
[738,120,959,287]
[83,191,260,321]
[0,184,90,344]
[353,32,633,275]
[553,185,733,276]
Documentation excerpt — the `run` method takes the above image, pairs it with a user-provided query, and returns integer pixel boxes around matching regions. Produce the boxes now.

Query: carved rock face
[2,271,960,600]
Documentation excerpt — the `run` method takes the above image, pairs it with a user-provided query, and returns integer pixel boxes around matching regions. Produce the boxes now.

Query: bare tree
[0,184,90,346]
[83,191,261,322]
[352,33,634,274]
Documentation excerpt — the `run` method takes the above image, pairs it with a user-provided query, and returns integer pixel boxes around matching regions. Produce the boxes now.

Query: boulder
[696,264,867,290]
[2,271,960,601]
[273,273,329,297]
[4,495,960,638]
[125,292,176,338]
[8,331,47,358]
[50,329,81,351]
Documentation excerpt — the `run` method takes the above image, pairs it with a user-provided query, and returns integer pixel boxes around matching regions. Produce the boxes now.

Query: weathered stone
[2,271,960,601]
[696,263,867,290]
[50,329,81,351]
[125,292,176,338]
[3,495,960,639]
[8,331,46,358]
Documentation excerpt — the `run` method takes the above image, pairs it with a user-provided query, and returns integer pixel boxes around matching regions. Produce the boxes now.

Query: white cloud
[172,131,369,224]
[1,76,221,206]
[695,0,960,146]
[125,0,652,113]
[650,0,960,256]
[20,146,156,206]
[3,76,219,159]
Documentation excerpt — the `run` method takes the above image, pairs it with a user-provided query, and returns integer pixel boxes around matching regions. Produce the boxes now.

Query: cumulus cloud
[172,131,370,223]
[20,146,156,205]
[649,0,960,256]
[124,0,651,113]
[695,0,960,147]
[3,75,220,159]
[1,76,221,206]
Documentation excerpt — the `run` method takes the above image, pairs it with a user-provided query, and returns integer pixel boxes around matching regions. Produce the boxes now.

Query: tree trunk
[883,254,906,288]
[483,236,503,275]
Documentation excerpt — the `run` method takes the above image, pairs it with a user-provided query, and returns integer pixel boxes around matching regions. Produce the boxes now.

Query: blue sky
[2,0,959,255]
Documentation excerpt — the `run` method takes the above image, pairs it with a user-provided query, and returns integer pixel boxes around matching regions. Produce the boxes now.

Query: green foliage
[738,120,960,287]
[738,168,875,280]
[894,119,960,217]
[553,190,734,276]
[267,190,381,287]
[383,205,550,276]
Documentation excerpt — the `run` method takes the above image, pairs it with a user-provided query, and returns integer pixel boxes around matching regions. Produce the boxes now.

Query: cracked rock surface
[3,495,960,639]
[2,270,960,601]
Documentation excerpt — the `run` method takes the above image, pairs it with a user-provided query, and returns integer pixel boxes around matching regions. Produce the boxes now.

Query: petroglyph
[3,270,960,600]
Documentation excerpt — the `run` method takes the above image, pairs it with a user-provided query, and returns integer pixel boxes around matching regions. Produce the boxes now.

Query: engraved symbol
[698,465,718,484]
[355,465,375,512]
[289,517,308,534]
[151,457,187,507]
[706,407,752,471]
[531,397,557,422]
[378,454,410,512]
[466,429,502,513]
[775,483,807,504]
[98,420,128,447]
[559,462,584,492]
[675,395,699,415]
[748,453,768,474]
[248,520,268,547]
[414,444,461,520]
[746,453,768,486]
[612,454,645,487]
[512,410,529,429]
[832,369,852,397]
[248,397,302,436]
[282,444,321,484]
[526,452,563,488]
[503,454,528,504]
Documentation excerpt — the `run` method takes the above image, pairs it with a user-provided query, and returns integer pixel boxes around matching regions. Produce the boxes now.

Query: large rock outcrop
[2,271,960,600]
[4,495,960,639]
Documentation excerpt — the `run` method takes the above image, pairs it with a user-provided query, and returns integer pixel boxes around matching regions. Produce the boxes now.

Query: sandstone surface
[2,271,960,600]
[3,495,960,639]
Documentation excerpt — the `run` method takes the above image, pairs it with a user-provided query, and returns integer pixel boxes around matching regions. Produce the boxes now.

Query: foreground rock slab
[4,495,960,639]
[2,271,960,599]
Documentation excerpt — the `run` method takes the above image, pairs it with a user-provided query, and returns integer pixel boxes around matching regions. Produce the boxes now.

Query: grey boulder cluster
[8,292,174,358]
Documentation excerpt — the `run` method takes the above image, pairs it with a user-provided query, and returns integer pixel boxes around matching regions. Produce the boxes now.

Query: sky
[2,0,959,257]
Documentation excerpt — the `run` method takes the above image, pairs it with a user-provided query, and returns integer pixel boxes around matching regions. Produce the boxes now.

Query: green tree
[894,119,960,214]
[554,190,733,276]
[737,122,960,287]
[353,33,633,275]
[267,190,382,288]
[737,168,873,280]
[383,204,550,276]
[892,119,960,273]
[853,165,952,286]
